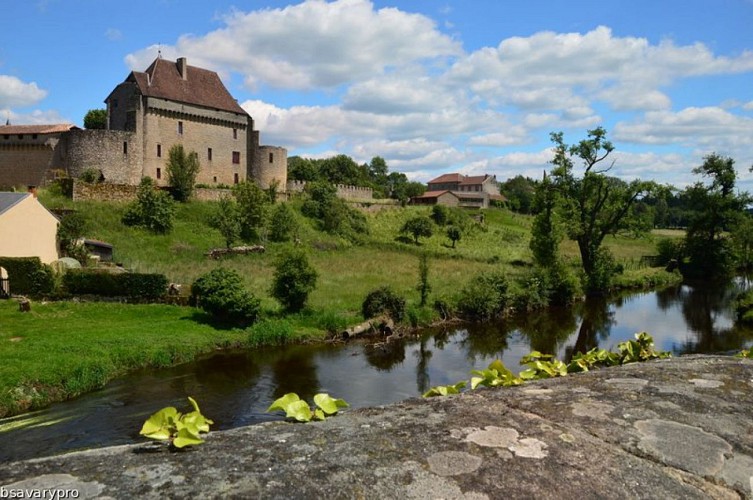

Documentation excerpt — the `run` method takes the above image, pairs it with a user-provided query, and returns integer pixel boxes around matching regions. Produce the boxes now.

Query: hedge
[0,257,55,296]
[62,270,168,301]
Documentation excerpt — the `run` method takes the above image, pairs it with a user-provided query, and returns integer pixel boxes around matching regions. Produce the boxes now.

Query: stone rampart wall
[286,180,373,200]
[72,182,138,202]
[64,130,142,185]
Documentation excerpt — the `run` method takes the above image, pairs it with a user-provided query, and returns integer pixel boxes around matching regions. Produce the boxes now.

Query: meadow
[0,190,681,416]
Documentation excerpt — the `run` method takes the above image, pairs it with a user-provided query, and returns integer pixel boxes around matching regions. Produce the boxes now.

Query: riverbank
[2,355,751,498]
[0,265,682,420]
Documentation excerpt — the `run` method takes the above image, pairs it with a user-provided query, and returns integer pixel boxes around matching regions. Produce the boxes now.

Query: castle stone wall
[0,134,67,187]
[286,180,373,200]
[72,182,138,202]
[64,130,142,185]
[253,145,287,190]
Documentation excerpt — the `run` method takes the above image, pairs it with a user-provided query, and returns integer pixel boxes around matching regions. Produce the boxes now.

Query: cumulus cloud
[0,75,47,108]
[1,108,69,125]
[126,0,461,90]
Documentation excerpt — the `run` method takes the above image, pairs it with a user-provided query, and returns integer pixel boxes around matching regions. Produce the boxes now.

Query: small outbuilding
[409,190,460,207]
[0,191,59,263]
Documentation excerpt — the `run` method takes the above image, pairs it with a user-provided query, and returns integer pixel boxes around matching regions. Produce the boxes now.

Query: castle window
[123,141,128,155]
[269,152,274,163]
[208,148,212,161]
[178,121,183,135]
[113,99,118,108]
[232,151,240,164]
[157,144,161,157]
[233,128,237,140]
[234,173,239,184]
[156,168,162,180]
[213,176,217,183]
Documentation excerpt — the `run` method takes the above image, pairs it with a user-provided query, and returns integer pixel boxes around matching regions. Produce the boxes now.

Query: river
[1,279,752,462]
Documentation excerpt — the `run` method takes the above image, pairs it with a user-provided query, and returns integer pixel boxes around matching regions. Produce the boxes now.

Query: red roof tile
[0,124,78,135]
[427,173,463,185]
[126,58,248,116]
[459,175,490,185]
[413,190,458,198]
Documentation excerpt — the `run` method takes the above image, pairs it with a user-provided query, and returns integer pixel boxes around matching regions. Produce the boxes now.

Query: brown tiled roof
[413,190,458,199]
[126,58,248,116]
[0,124,78,135]
[459,175,490,186]
[427,173,463,185]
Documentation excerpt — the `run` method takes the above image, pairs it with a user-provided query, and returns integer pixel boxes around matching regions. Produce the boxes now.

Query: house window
[113,99,118,108]
[177,121,183,135]
[156,168,162,180]
[234,173,239,184]
[123,141,128,155]
[208,148,212,161]
[269,152,274,163]
[3,135,9,140]
[157,144,162,157]
[32,134,38,140]
[17,134,23,139]
[232,128,237,139]
[232,151,240,164]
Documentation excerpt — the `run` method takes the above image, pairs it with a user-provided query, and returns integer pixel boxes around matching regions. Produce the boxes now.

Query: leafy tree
[268,203,298,242]
[500,175,537,214]
[549,127,653,294]
[446,226,461,248]
[529,172,560,267]
[683,153,750,277]
[401,216,433,244]
[319,154,367,186]
[732,215,753,270]
[431,204,449,225]
[301,181,368,238]
[191,268,260,325]
[362,286,406,321]
[210,196,241,249]
[57,212,87,257]
[122,177,175,234]
[83,109,107,130]
[232,181,269,242]
[288,156,319,182]
[270,249,318,312]
[166,144,200,202]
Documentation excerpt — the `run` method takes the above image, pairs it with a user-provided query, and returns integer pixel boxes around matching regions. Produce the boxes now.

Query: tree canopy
[83,109,107,130]
[166,144,200,202]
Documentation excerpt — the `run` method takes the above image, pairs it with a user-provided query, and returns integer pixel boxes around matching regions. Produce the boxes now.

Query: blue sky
[1,0,752,188]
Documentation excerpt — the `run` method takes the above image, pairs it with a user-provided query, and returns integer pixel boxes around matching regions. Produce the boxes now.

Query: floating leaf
[314,393,349,415]
[173,427,204,448]
[285,399,313,422]
[267,393,301,413]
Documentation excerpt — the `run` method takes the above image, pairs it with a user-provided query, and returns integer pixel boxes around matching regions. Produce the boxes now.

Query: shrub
[122,177,175,234]
[247,319,294,347]
[210,196,241,249]
[456,272,508,321]
[191,268,261,325]
[78,168,102,184]
[268,203,298,242]
[431,205,449,225]
[362,286,406,322]
[270,249,318,312]
[0,257,55,296]
[446,226,461,248]
[232,181,269,242]
[584,247,617,295]
[62,270,167,300]
[656,238,682,266]
[57,212,88,257]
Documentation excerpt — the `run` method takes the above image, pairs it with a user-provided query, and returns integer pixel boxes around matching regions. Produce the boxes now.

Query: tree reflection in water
[269,345,321,402]
[509,305,578,356]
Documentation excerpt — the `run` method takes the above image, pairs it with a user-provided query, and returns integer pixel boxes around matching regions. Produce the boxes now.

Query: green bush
[268,203,298,242]
[78,168,101,183]
[0,257,54,296]
[456,271,508,321]
[122,177,175,234]
[270,249,318,312]
[656,238,682,266]
[191,268,260,325]
[431,205,449,225]
[400,216,433,244]
[247,319,294,347]
[62,270,167,300]
[362,286,406,322]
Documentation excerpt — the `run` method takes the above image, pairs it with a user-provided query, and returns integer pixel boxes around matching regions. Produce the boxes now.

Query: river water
[1,280,752,462]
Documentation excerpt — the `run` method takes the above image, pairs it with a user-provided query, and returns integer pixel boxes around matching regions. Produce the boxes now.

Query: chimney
[177,57,188,80]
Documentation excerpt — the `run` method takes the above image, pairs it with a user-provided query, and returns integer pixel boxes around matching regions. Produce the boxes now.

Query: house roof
[427,173,494,186]
[427,173,463,185]
[0,192,29,216]
[0,124,79,135]
[412,190,459,199]
[121,58,248,116]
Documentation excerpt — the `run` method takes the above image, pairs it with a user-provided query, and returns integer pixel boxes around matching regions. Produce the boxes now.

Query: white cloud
[0,75,47,108]
[126,0,461,90]
[1,108,69,125]
[105,28,122,41]
[744,101,753,111]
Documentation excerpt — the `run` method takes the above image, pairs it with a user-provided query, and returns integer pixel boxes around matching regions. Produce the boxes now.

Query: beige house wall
[0,195,59,263]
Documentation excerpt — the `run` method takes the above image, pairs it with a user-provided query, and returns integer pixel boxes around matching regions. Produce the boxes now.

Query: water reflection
[2,280,753,462]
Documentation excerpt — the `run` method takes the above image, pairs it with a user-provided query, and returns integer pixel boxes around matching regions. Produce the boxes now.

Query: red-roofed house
[415,173,505,208]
